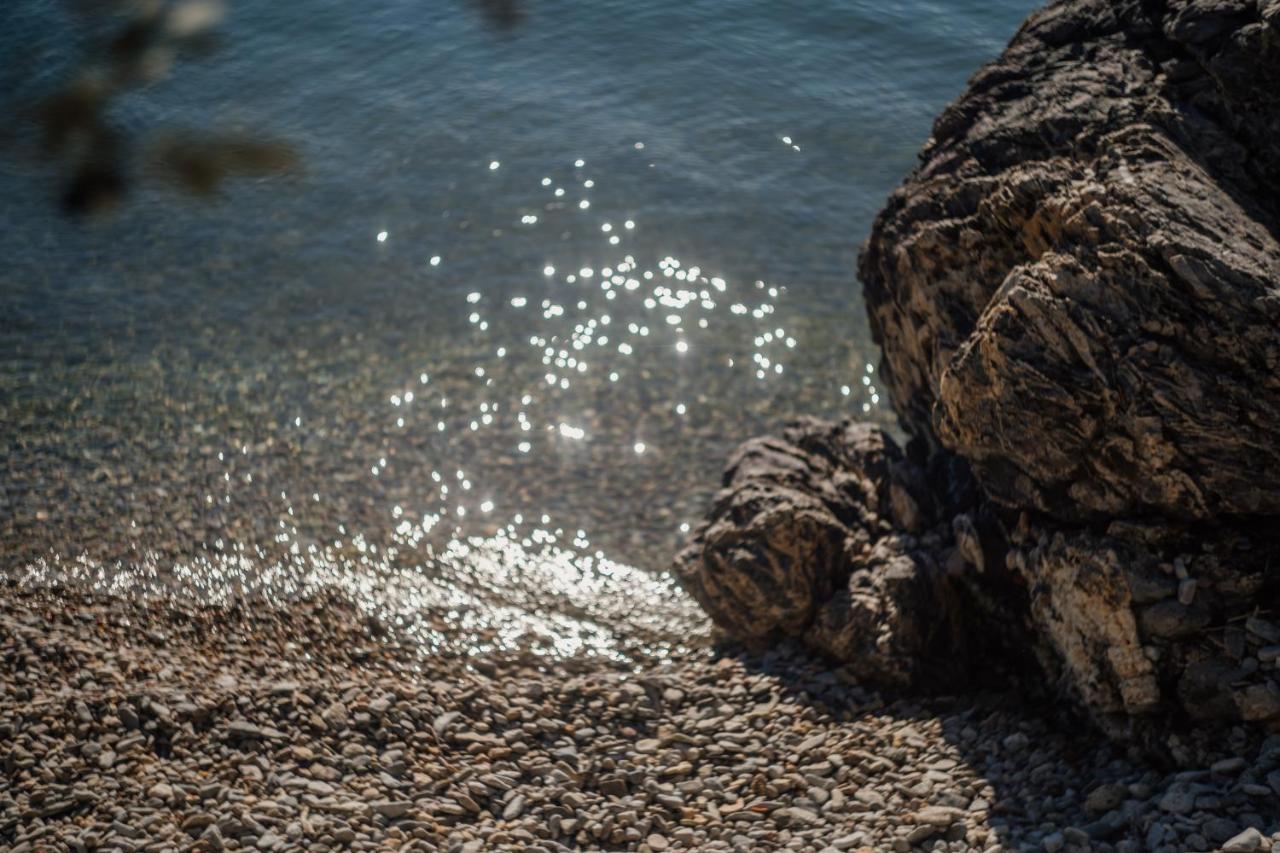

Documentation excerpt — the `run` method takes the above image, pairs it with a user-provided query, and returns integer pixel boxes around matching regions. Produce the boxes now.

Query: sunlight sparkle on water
[9,149,886,667]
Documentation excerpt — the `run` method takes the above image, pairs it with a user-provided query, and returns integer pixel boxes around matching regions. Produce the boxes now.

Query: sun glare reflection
[16,518,706,664]
[11,144,884,670]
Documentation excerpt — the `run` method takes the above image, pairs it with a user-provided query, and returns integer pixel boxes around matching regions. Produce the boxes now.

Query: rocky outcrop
[860,0,1280,522]
[679,0,1280,747]
[677,420,977,688]
[1008,519,1280,741]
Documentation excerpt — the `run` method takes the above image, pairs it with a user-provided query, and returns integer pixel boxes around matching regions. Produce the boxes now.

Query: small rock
[1212,756,1247,775]
[783,806,819,824]
[117,704,140,729]
[1002,732,1030,751]
[1246,617,1280,644]
[182,814,215,834]
[1084,783,1126,815]
[1139,600,1211,638]
[1222,827,1267,852]
[321,703,349,727]
[1062,827,1089,846]
[1205,817,1241,845]
[200,823,224,851]
[227,720,269,740]
[371,800,412,819]
[600,777,628,797]
[905,825,936,845]
[1237,684,1280,721]
[855,787,886,807]
[502,794,525,820]
[915,805,963,826]
[1158,786,1195,813]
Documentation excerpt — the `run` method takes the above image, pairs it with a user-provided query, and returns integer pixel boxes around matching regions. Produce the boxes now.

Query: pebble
[0,587,1277,853]
[501,794,525,820]
[1158,785,1196,813]
[915,805,963,826]
[1213,757,1248,775]
[1002,732,1030,751]
[1085,783,1126,815]
[906,824,937,844]
[1177,577,1197,605]
[1247,617,1280,644]
[371,800,412,819]
[1224,827,1268,852]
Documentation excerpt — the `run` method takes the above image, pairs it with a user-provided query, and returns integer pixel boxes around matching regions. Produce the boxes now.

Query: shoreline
[4,581,1278,852]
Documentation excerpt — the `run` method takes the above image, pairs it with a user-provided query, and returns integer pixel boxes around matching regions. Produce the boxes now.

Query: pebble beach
[5,582,1280,852]
[6,0,1280,850]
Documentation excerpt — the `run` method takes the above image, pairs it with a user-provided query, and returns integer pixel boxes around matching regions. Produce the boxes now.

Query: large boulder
[859,0,1280,521]
[680,0,1280,748]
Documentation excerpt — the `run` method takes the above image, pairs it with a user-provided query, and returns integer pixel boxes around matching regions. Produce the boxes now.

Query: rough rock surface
[680,0,1280,749]
[676,420,968,688]
[1008,519,1280,741]
[859,0,1280,521]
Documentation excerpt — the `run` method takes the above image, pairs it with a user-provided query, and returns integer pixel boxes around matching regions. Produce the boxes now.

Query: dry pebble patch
[2,584,1280,852]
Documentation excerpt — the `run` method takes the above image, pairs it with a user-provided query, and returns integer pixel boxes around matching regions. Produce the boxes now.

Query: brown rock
[860,0,1280,522]
[681,0,1280,750]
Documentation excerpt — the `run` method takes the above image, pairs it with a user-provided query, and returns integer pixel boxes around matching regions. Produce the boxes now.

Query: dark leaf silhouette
[472,0,525,29]
[25,0,525,216]
[62,158,127,216]
[38,77,109,155]
[149,134,298,196]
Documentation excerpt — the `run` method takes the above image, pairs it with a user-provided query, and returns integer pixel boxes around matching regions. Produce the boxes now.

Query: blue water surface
[0,0,1035,588]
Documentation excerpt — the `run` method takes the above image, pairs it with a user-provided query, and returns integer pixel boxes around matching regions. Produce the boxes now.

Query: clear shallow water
[0,0,1034,658]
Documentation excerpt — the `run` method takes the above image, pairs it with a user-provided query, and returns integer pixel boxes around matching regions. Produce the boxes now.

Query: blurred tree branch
[32,0,300,216]
[27,0,526,217]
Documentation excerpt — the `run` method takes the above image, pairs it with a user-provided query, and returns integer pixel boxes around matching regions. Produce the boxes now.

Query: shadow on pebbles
[2,582,1279,853]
